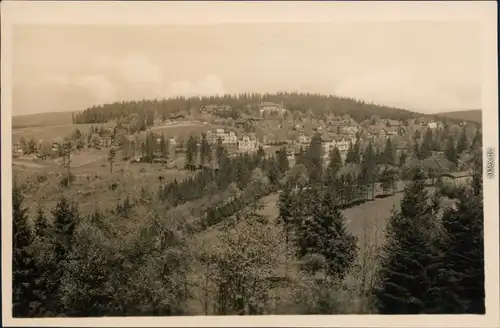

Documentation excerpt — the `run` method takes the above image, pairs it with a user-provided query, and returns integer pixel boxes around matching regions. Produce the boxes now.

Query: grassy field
[11,123,113,143]
[13,147,194,218]
[150,122,225,139]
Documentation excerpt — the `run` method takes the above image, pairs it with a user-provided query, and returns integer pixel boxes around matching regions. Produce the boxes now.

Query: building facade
[238,133,258,153]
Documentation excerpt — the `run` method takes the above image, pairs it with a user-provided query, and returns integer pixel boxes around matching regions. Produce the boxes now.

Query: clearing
[12,123,114,143]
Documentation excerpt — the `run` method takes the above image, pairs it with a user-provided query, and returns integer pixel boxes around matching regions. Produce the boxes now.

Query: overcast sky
[12,21,481,115]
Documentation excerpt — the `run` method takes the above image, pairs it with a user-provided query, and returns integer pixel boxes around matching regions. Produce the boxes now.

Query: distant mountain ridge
[12,111,80,129]
[432,109,482,123]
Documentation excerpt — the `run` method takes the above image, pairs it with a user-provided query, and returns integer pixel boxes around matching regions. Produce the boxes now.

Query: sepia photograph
[1,1,499,327]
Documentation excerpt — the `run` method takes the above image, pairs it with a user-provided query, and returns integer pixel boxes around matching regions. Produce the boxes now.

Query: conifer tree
[383,137,395,165]
[380,167,397,196]
[305,133,324,184]
[445,138,458,165]
[186,136,198,170]
[200,133,210,168]
[374,169,440,314]
[345,141,356,164]
[108,146,116,173]
[413,141,422,160]
[34,204,49,239]
[420,128,433,158]
[353,137,361,164]
[295,186,358,280]
[159,133,166,157]
[470,128,482,151]
[12,184,39,317]
[325,147,342,184]
[31,204,55,317]
[361,142,377,200]
[277,147,290,176]
[50,197,80,295]
[215,137,225,168]
[456,127,469,155]
[438,184,484,313]
[435,156,484,313]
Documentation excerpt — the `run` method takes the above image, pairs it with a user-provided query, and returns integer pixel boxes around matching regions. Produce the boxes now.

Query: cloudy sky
[12,21,481,115]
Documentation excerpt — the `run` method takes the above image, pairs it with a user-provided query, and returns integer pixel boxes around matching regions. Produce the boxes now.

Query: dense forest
[72,92,426,125]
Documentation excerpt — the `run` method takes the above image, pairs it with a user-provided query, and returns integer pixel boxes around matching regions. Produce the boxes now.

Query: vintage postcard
[1,1,498,327]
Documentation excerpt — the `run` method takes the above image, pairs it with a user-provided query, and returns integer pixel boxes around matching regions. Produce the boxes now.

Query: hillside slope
[433,109,482,123]
[12,111,78,129]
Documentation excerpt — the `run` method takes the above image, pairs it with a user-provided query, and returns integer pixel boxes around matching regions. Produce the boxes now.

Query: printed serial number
[486,148,495,179]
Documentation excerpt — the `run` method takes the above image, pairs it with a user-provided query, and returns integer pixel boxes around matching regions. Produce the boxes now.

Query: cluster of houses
[205,128,259,153]
[200,102,287,117]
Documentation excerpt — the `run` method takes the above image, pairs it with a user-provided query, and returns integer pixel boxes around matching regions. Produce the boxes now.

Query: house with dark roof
[437,171,472,187]
[383,119,402,127]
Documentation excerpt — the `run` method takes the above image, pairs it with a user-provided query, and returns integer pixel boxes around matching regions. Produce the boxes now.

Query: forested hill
[72,92,423,124]
[433,109,482,124]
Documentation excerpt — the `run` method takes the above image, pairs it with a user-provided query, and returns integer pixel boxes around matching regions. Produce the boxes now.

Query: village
[12,101,467,175]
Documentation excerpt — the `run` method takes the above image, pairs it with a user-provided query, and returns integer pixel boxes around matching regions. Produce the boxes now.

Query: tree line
[72,92,427,126]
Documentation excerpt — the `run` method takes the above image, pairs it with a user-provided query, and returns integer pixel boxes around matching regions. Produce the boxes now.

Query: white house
[287,152,296,168]
[340,125,359,136]
[225,130,238,145]
[259,102,286,116]
[12,142,24,157]
[321,135,355,158]
[206,128,237,145]
[238,133,258,153]
[298,133,311,145]
[427,121,438,129]
[332,136,355,154]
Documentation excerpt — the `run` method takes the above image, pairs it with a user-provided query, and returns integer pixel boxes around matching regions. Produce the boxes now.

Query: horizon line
[11,91,482,118]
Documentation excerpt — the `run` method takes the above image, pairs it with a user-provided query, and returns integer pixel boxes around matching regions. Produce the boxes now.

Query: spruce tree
[470,129,482,151]
[445,138,458,165]
[383,137,395,165]
[361,142,376,200]
[200,133,210,168]
[12,184,39,317]
[345,141,355,164]
[437,161,484,313]
[31,205,54,317]
[353,137,361,164]
[438,186,484,313]
[374,169,440,314]
[420,128,433,158]
[456,127,469,155]
[50,196,80,307]
[413,141,421,160]
[295,186,358,280]
[34,204,49,239]
[325,147,342,184]
[277,147,290,176]
[160,133,166,157]
[305,133,324,184]
[185,136,198,170]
